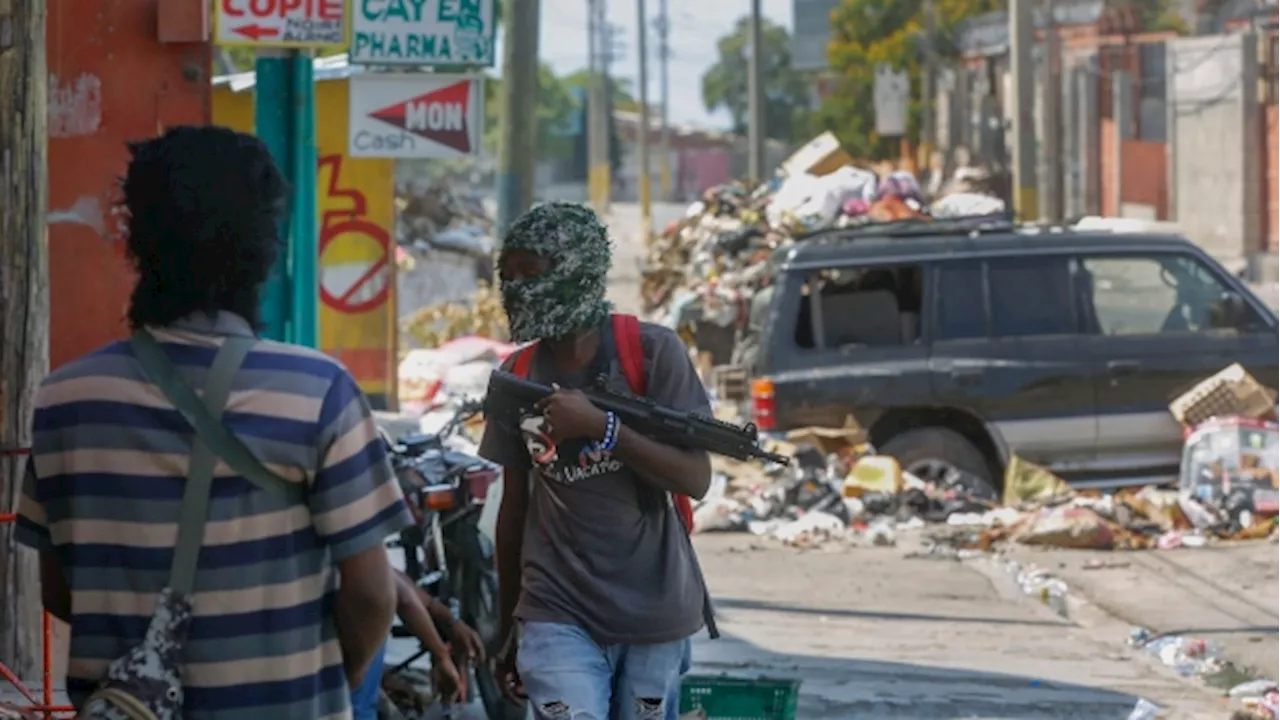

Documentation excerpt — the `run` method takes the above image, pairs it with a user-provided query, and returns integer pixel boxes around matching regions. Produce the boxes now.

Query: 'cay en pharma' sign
[350,0,497,67]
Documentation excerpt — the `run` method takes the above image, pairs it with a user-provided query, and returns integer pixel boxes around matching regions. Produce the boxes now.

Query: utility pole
[921,0,937,168]
[0,0,49,681]
[656,0,672,201]
[637,0,652,243]
[587,0,617,214]
[586,0,600,212]
[598,19,624,213]
[747,0,765,181]
[1009,0,1037,220]
[496,0,542,233]
[1039,7,1062,222]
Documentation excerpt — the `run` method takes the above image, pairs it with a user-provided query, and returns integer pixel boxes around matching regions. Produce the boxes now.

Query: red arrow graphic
[232,24,281,41]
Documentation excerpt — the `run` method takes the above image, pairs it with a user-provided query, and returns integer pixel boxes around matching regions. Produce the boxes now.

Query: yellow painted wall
[212,80,395,403]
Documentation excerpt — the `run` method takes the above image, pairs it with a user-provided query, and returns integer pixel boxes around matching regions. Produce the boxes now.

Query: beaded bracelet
[599,411,620,452]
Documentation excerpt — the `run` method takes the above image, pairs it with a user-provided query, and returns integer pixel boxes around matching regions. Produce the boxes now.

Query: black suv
[745,218,1278,494]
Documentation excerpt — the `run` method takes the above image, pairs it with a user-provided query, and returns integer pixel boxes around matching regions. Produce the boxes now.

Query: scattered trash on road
[1125,698,1163,720]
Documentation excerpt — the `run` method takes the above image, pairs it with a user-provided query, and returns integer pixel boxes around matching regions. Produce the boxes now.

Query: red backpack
[509,313,697,535]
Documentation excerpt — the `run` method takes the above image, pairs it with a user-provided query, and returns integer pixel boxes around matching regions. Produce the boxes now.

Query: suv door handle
[1107,360,1142,376]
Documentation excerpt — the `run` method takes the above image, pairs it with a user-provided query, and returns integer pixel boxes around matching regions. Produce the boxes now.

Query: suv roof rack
[795,211,1017,244]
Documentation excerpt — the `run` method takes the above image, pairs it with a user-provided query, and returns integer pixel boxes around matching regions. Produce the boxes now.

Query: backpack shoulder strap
[511,342,538,379]
[611,314,647,396]
[609,314,699,540]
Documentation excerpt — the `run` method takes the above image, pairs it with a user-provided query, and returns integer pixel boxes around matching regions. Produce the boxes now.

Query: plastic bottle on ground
[1126,698,1162,720]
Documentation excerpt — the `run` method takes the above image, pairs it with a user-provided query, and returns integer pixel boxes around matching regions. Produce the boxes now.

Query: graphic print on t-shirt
[518,411,622,485]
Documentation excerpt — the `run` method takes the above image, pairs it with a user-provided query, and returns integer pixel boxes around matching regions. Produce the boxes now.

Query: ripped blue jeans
[517,621,693,720]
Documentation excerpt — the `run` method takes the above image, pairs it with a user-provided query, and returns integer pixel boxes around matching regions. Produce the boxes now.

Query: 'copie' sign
[215,0,348,48]
[348,74,484,159]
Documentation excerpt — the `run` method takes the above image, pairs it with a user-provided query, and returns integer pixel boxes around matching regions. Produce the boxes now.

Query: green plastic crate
[679,674,801,720]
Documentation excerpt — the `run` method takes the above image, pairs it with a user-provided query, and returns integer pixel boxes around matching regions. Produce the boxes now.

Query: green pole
[254,51,292,343]
[289,51,319,349]
[253,50,319,347]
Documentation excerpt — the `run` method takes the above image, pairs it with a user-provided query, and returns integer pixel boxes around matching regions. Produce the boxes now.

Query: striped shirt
[15,312,413,720]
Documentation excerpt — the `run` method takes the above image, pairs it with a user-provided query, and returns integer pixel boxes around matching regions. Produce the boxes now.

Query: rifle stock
[483,370,790,466]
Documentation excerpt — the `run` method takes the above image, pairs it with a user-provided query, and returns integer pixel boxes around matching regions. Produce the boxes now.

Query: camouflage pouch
[76,332,302,719]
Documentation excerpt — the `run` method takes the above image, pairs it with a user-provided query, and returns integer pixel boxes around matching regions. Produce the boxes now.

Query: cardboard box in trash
[784,417,869,456]
[780,131,856,178]
[1169,363,1278,427]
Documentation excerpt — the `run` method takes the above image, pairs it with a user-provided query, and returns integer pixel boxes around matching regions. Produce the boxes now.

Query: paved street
[1008,541,1279,682]
[379,530,1232,720]
[687,532,1228,720]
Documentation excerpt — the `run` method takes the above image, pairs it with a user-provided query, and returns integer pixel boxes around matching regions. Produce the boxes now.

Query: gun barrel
[484,370,790,466]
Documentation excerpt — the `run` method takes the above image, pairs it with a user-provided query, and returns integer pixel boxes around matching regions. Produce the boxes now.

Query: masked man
[479,202,712,720]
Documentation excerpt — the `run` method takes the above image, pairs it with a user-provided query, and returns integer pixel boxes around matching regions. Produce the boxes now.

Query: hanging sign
[350,0,498,67]
[348,74,484,159]
[214,0,349,48]
[874,64,910,137]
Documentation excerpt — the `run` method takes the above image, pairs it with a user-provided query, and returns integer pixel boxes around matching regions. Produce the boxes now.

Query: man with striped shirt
[15,126,413,719]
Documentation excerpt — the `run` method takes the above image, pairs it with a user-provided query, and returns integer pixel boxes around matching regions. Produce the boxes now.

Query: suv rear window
[936,262,986,340]
[793,264,925,349]
[934,256,1076,340]
[987,257,1075,337]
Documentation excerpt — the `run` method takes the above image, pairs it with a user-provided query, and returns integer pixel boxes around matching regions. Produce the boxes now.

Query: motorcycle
[383,401,526,720]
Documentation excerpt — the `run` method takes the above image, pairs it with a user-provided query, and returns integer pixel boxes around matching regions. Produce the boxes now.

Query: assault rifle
[484,370,790,466]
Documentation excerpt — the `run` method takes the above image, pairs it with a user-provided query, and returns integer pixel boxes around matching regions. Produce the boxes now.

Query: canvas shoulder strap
[165,335,250,595]
[130,331,304,506]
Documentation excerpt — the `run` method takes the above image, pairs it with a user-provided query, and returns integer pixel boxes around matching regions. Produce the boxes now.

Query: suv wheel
[880,427,998,499]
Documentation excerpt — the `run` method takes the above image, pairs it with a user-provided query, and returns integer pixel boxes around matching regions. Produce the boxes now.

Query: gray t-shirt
[479,321,710,645]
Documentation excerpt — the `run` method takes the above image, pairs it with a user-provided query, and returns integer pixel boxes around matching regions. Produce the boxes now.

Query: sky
[499,0,795,131]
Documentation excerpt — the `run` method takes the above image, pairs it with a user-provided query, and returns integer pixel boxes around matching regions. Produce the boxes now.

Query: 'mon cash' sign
[350,0,497,67]
[348,74,484,159]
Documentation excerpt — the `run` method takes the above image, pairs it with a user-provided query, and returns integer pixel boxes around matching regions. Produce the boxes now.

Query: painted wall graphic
[213,78,397,403]
[319,156,393,315]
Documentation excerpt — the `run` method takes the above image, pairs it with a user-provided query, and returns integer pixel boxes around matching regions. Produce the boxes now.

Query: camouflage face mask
[499,202,613,343]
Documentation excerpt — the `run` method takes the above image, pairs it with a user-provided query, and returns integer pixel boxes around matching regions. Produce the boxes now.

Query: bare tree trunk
[0,0,50,682]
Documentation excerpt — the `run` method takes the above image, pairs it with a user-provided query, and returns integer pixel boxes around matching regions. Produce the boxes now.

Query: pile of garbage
[399,282,508,351]
[692,362,1280,552]
[640,131,1007,343]
[397,331,516,415]
[690,419,1007,549]
[395,179,493,257]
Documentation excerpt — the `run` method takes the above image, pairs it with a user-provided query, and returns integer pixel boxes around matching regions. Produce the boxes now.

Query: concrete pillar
[1113,70,1133,218]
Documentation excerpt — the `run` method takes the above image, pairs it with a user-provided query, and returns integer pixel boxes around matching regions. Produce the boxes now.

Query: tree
[700,16,812,142]
[483,63,578,160]
[560,70,638,111]
[821,0,1000,159]
[0,0,49,682]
